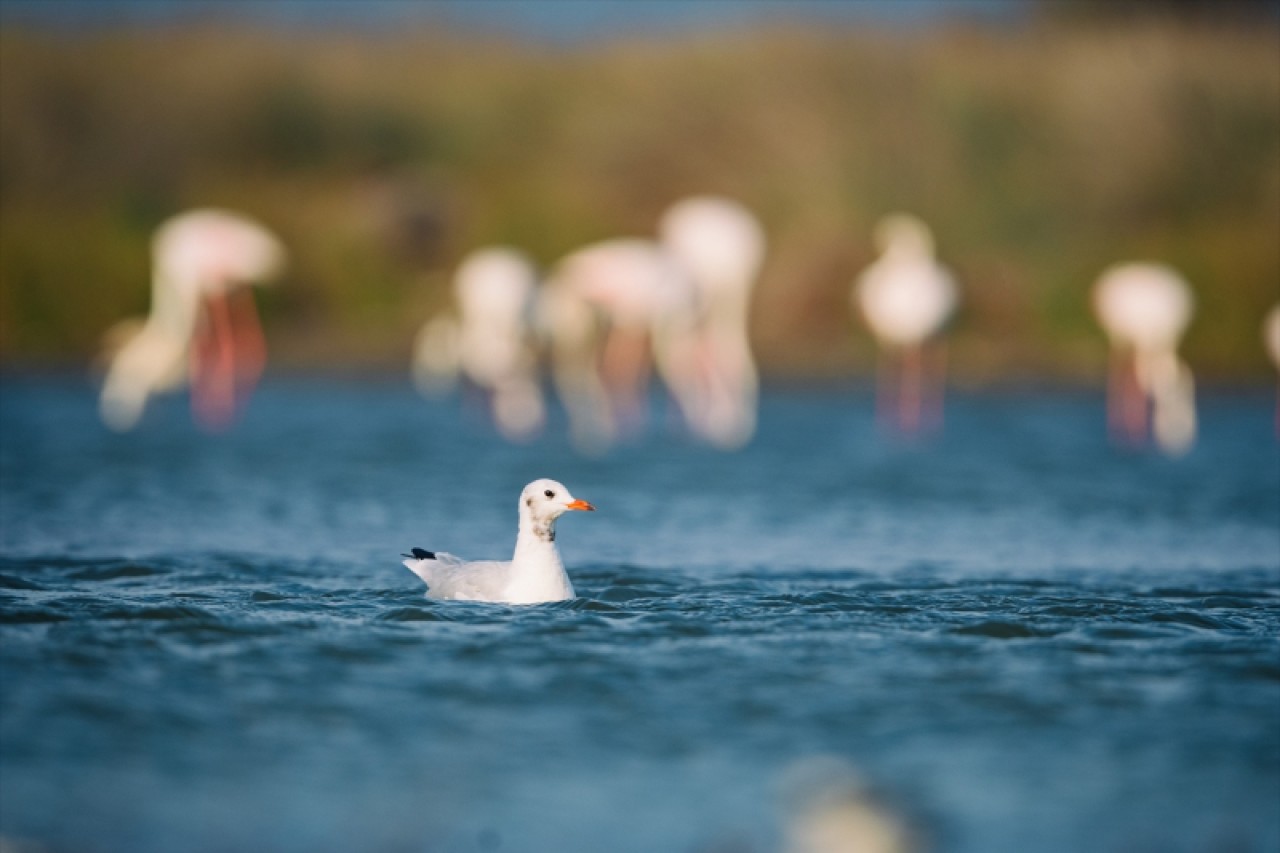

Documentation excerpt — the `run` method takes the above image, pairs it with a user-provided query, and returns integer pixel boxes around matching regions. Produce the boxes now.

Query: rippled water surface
[2,378,1278,852]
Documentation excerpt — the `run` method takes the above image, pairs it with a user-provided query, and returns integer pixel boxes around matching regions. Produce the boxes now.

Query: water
[1,377,1277,853]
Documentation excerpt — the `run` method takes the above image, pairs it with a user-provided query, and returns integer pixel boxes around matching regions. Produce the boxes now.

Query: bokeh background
[2,0,1277,385]
[3,4,1280,853]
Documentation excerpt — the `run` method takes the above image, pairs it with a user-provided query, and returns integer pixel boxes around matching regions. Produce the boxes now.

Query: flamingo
[98,209,284,432]
[657,196,766,449]
[852,214,957,436]
[411,247,545,441]
[1263,304,1280,435]
[1092,262,1196,455]
[539,239,696,453]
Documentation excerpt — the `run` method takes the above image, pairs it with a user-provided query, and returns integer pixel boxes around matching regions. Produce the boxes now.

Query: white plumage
[658,196,767,449]
[1263,304,1280,371]
[99,209,284,431]
[1093,263,1193,357]
[540,239,694,452]
[411,247,546,440]
[853,214,957,348]
[402,479,595,604]
[852,213,957,436]
[1092,262,1197,455]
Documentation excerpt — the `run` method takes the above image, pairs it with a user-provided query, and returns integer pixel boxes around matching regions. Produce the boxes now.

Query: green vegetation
[1,19,1277,382]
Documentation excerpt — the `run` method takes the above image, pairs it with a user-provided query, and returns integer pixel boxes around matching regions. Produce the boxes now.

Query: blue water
[1,378,1278,853]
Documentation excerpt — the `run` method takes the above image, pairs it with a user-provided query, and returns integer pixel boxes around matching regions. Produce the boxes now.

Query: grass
[1,17,1277,382]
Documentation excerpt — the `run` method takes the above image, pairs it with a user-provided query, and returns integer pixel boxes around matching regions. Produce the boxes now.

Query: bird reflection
[98,209,285,432]
[852,214,957,437]
[1092,263,1196,455]
[412,247,545,441]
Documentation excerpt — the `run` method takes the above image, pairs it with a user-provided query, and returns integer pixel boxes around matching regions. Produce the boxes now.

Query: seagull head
[519,478,595,524]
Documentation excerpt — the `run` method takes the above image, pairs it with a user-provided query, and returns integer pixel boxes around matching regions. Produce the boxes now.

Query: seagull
[401,479,595,604]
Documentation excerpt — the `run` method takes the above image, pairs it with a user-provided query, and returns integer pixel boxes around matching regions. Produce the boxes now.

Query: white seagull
[401,479,595,604]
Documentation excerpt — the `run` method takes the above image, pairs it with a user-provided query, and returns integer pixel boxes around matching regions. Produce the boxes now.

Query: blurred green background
[1,2,1277,383]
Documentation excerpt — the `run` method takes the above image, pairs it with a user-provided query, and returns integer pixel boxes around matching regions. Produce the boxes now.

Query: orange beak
[566,499,595,512]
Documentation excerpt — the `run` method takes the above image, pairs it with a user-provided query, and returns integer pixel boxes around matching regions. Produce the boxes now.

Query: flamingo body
[99,209,284,431]
[852,214,957,436]
[658,196,767,449]
[1092,262,1197,455]
[412,247,545,440]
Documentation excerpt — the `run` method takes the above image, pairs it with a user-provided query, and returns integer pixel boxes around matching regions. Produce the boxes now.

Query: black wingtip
[402,548,436,560]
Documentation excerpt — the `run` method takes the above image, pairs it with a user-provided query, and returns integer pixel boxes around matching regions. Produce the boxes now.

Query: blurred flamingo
[1092,262,1196,455]
[539,239,696,453]
[411,247,545,441]
[658,196,766,449]
[98,209,285,432]
[852,214,957,437]
[1263,304,1280,436]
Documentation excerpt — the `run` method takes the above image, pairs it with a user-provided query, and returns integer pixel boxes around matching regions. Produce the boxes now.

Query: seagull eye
[544,489,555,498]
